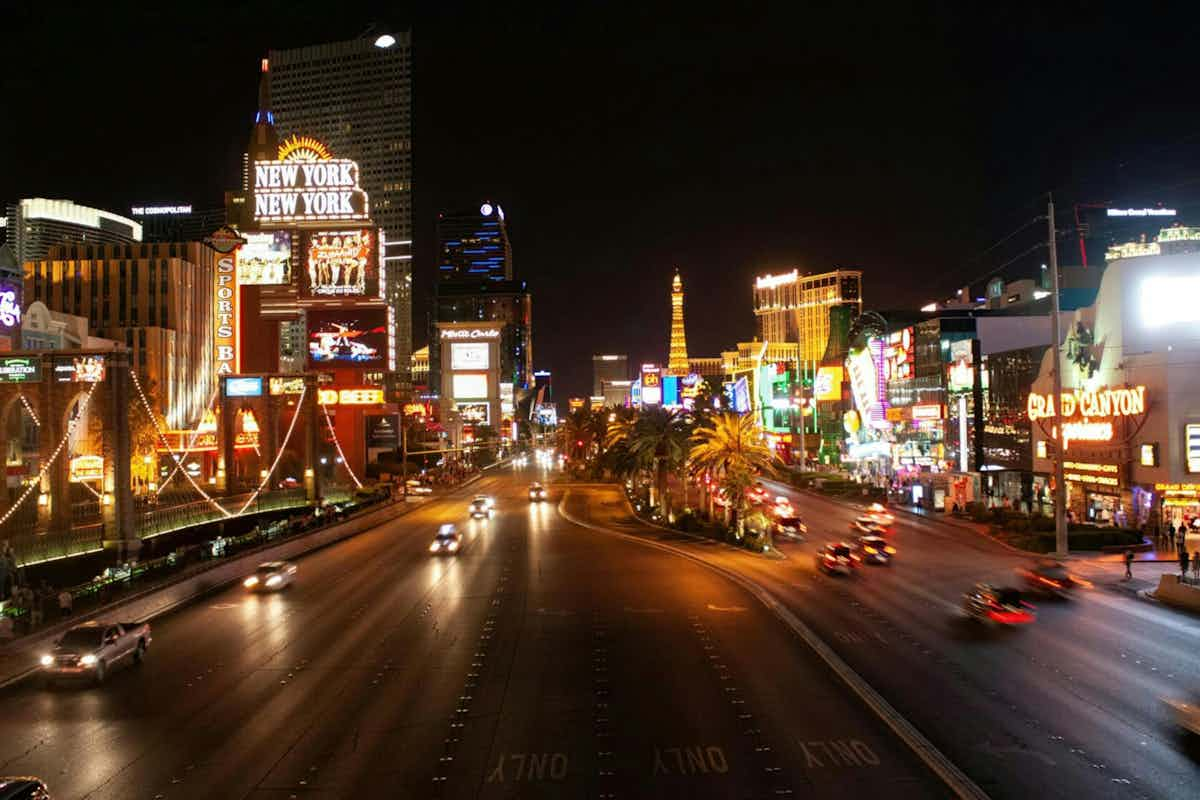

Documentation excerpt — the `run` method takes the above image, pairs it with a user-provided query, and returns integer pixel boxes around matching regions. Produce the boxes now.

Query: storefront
[1030,247,1200,531]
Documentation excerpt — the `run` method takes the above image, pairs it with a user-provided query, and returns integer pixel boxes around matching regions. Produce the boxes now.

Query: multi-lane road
[0,472,947,799]
[564,480,1200,800]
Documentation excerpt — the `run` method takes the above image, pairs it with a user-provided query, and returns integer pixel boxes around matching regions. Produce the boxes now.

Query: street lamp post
[1048,193,1069,558]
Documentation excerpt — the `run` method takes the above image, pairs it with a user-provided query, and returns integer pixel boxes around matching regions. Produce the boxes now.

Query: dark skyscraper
[437,202,512,282]
[266,31,414,389]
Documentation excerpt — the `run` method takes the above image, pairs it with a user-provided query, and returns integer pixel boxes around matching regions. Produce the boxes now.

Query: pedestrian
[1124,548,1134,580]
[1167,520,1176,547]
[1194,552,1200,584]
[58,588,72,618]
[1181,549,1191,580]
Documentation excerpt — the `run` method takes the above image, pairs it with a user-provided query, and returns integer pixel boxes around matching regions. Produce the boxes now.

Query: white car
[430,524,463,554]
[244,561,297,591]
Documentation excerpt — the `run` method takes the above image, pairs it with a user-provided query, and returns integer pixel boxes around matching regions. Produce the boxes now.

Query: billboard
[0,279,21,337]
[226,377,263,397]
[307,309,387,367]
[252,138,369,224]
[239,231,292,285]
[53,355,106,383]
[304,229,374,297]
[451,342,489,371]
[0,357,40,383]
[457,402,490,424]
[452,373,489,399]
[814,366,844,401]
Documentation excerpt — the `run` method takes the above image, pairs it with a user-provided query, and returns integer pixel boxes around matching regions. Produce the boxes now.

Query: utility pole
[400,414,408,501]
[1048,194,1069,558]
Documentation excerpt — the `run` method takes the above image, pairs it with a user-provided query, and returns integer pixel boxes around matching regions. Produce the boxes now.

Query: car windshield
[832,546,851,557]
[59,628,104,648]
[256,565,278,575]
[437,532,458,541]
[778,517,801,525]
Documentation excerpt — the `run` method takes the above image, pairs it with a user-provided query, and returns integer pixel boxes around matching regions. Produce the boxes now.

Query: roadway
[564,481,1200,800]
[0,471,945,799]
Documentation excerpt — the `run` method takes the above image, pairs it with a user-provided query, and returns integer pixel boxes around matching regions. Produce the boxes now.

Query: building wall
[6,199,141,274]
[437,204,512,282]
[592,355,628,396]
[753,270,862,361]
[24,242,214,428]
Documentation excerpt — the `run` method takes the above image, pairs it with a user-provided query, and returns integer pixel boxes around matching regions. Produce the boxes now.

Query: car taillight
[864,546,878,554]
[885,546,897,554]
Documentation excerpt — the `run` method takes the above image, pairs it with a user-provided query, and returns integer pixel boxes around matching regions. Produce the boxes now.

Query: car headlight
[244,576,259,587]
[448,541,459,551]
[40,654,53,667]
[80,654,98,666]
[266,575,282,587]
[430,541,441,552]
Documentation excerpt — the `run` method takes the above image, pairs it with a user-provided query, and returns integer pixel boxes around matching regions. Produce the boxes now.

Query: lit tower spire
[667,269,690,375]
[243,57,279,191]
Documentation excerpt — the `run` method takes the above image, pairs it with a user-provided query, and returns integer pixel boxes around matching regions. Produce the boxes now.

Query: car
[1162,695,1200,736]
[0,778,51,799]
[855,535,896,565]
[39,621,152,685]
[1017,559,1081,597]
[772,497,796,517]
[962,583,1036,625]
[469,497,494,518]
[430,524,463,554]
[529,482,547,501]
[243,561,297,592]
[774,516,807,539]
[866,502,896,525]
[816,543,859,576]
[473,494,496,509]
[747,484,770,505]
[850,516,889,536]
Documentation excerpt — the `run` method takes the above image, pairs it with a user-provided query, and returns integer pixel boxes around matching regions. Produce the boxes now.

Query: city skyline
[6,2,1200,401]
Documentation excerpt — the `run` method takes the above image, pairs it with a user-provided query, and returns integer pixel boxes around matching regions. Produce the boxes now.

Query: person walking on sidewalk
[1181,549,1191,581]
[1124,548,1134,581]
[58,588,73,618]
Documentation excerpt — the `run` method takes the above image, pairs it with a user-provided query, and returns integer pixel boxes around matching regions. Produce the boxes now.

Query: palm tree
[559,408,595,466]
[627,406,691,518]
[690,412,777,537]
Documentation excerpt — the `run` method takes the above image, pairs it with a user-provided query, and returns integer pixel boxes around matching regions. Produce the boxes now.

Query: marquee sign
[214,251,239,376]
[69,455,104,483]
[253,137,368,223]
[0,279,21,332]
[440,328,500,340]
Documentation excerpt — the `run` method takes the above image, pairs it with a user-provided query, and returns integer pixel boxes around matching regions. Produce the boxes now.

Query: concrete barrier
[0,500,410,688]
[1154,574,1200,611]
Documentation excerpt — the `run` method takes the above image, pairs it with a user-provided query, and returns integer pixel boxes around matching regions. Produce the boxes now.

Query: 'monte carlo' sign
[253,136,369,223]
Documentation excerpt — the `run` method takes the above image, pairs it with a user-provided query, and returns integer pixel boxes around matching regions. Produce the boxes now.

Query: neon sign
[440,328,500,340]
[1026,386,1146,422]
[69,455,104,482]
[318,388,385,406]
[253,138,369,222]
[0,280,21,330]
[755,270,798,290]
[214,252,239,376]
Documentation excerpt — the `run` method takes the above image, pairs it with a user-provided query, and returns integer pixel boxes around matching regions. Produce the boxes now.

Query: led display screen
[457,402,490,424]
[451,342,490,371]
[307,309,387,367]
[238,231,292,285]
[226,377,264,397]
[304,229,375,297]
[452,373,489,399]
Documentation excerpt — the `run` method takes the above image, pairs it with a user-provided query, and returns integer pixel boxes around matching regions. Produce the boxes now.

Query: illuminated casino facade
[1029,247,1200,528]
[215,60,398,487]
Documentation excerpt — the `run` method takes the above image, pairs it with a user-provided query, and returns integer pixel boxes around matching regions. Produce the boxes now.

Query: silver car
[243,561,297,591]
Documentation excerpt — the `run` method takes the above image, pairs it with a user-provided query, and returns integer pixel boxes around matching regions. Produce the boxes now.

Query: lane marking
[558,490,990,800]
[706,604,747,613]
[800,739,882,768]
[652,745,729,775]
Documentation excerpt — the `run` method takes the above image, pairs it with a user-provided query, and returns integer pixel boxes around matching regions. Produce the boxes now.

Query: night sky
[5,1,1200,401]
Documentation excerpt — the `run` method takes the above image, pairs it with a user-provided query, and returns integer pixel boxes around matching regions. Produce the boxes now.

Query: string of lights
[155,386,220,496]
[130,369,233,518]
[0,383,97,529]
[19,394,40,427]
[237,385,307,515]
[322,402,363,489]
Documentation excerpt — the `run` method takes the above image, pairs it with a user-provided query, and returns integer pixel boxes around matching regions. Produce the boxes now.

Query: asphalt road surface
[0,471,946,799]
[567,480,1200,800]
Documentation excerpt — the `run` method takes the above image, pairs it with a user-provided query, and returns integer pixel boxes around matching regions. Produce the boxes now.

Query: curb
[557,490,989,800]
[609,486,787,560]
